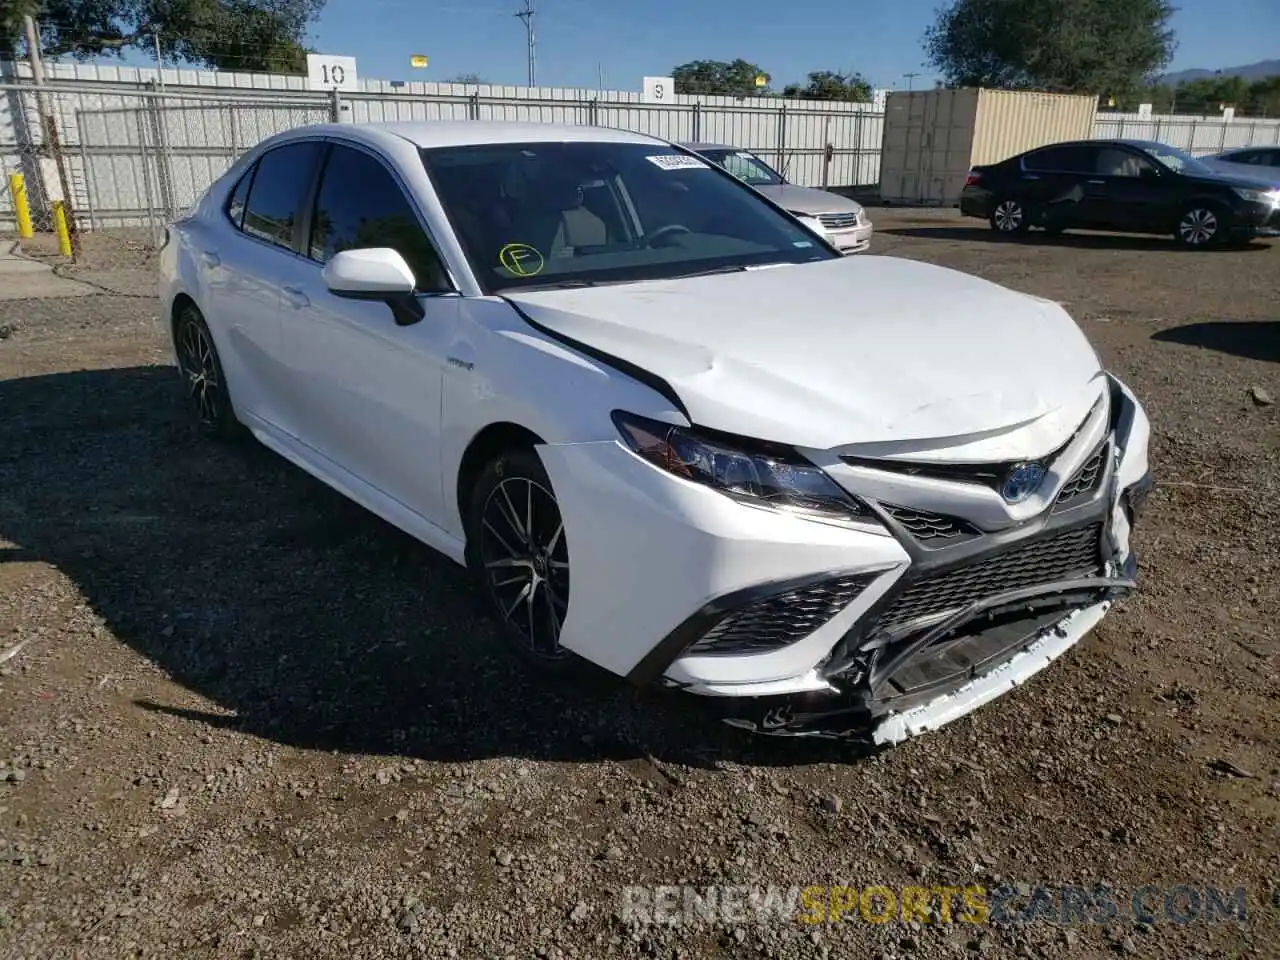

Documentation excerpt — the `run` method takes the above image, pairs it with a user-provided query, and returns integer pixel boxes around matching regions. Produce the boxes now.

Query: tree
[672,58,769,97]
[782,70,871,102]
[445,72,486,85]
[924,0,1176,98]
[3,0,325,73]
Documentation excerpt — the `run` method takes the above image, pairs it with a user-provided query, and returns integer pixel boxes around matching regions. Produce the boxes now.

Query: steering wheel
[643,224,692,247]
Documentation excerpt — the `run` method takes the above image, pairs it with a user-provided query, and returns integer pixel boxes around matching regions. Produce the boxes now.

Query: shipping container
[878,88,1098,205]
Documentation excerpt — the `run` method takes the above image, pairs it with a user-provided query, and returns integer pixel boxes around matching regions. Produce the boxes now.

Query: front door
[1085,147,1178,234]
[276,141,460,526]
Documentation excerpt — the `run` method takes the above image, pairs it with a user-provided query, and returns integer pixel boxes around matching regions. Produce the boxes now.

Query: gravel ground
[0,210,1277,960]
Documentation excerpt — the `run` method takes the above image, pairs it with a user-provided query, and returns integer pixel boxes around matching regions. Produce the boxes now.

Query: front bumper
[537,374,1152,745]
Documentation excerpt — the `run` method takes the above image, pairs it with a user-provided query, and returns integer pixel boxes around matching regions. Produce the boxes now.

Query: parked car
[159,121,1152,746]
[960,138,1280,248]
[679,141,873,253]
[1204,145,1280,171]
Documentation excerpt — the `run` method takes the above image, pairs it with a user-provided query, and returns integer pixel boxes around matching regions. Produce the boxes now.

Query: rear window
[241,141,323,250]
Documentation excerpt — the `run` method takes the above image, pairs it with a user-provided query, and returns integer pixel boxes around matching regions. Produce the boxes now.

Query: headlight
[612,411,871,525]
[1232,186,1280,205]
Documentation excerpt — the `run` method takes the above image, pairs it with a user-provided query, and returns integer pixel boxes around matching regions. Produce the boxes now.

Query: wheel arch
[455,421,548,532]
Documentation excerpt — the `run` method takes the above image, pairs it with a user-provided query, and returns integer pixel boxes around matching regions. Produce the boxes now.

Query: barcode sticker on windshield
[646,154,709,171]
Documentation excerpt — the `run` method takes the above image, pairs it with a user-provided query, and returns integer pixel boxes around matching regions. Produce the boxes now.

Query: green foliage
[672,59,770,97]
[924,0,1176,97]
[1120,74,1280,117]
[3,0,324,73]
[781,70,871,102]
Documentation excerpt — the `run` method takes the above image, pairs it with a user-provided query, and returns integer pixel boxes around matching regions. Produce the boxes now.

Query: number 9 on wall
[307,54,360,92]
[642,76,674,104]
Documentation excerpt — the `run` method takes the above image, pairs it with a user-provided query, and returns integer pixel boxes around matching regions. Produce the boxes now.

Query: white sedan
[159,121,1153,746]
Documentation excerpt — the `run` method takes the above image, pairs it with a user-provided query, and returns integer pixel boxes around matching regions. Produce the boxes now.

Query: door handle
[1086,179,1105,185]
[200,250,221,267]
[1021,174,1041,181]
[282,285,310,309]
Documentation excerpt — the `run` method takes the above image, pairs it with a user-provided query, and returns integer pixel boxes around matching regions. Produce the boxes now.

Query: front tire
[174,303,242,440]
[1176,205,1227,249]
[466,447,575,672]
[989,198,1030,236]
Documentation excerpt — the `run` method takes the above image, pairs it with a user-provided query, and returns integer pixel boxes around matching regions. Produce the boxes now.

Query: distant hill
[1161,60,1280,85]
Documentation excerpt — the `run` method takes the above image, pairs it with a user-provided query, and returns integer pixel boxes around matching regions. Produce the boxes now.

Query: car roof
[285,120,670,150]
[680,141,737,152]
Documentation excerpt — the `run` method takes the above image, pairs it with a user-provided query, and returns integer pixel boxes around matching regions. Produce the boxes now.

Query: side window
[226,167,254,229]
[718,154,756,180]
[1023,146,1093,173]
[1268,151,1280,168]
[242,141,323,249]
[1097,147,1153,178]
[309,144,450,293]
[1227,150,1261,165]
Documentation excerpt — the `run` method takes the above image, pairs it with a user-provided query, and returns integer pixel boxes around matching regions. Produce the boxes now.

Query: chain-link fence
[1,82,333,289]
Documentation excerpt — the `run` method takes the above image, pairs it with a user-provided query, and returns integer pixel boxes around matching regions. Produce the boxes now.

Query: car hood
[1198,161,1280,189]
[505,256,1104,450]
[757,183,863,216]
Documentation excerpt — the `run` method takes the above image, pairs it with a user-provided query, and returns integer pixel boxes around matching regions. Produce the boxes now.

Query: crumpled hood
[757,183,863,216]
[506,255,1103,450]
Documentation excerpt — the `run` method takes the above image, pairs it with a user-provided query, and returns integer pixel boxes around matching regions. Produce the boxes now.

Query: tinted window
[309,145,449,292]
[1022,146,1095,173]
[419,141,834,294]
[226,167,253,228]
[242,141,322,249]
[1225,150,1263,164]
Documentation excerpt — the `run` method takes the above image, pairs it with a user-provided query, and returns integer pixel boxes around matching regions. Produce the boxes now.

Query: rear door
[1018,145,1097,228]
[199,139,324,426]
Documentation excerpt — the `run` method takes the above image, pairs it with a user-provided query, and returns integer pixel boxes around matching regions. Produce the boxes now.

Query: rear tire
[173,303,243,440]
[1175,204,1228,249]
[989,198,1030,236]
[465,446,578,674]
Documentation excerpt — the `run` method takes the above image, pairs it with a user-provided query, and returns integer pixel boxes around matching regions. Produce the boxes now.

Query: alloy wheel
[993,200,1024,232]
[478,476,570,660]
[1179,208,1218,246]
[177,317,221,426]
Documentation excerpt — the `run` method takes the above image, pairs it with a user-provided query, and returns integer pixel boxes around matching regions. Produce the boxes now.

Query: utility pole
[22,15,80,258]
[903,72,919,93]
[514,0,536,87]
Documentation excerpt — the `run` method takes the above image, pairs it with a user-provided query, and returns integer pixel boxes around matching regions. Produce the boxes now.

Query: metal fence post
[146,80,175,220]
[469,91,480,121]
[135,109,158,246]
[75,109,95,232]
[588,96,598,127]
[329,88,341,123]
[776,103,787,175]
[692,102,701,142]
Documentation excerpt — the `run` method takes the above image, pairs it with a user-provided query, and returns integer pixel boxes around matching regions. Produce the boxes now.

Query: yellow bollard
[52,200,72,257]
[8,173,33,239]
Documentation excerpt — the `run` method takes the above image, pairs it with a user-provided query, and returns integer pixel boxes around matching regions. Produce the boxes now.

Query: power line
[514,0,535,87]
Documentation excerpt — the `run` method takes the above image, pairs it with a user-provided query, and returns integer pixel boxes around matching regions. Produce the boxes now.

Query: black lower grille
[881,504,981,547]
[870,523,1104,635]
[689,575,875,656]
[1054,443,1107,511]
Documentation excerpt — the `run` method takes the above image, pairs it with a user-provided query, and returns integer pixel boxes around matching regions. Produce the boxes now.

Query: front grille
[1054,443,1107,512]
[818,212,859,230]
[870,523,1104,635]
[688,575,874,656]
[880,504,981,547]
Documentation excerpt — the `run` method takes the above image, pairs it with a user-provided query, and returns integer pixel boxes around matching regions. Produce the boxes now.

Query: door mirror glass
[322,248,424,325]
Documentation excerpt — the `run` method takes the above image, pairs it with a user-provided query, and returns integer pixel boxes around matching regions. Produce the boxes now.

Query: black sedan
[960,138,1280,248]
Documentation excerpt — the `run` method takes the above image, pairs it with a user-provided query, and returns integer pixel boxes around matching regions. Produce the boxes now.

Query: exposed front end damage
[665,374,1150,746]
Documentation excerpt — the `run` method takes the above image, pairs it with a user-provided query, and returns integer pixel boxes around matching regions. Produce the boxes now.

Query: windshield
[698,149,785,186]
[419,141,831,293]
[1138,143,1214,177]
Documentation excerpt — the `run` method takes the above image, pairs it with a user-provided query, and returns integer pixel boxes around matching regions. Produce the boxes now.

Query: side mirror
[1139,166,1161,181]
[322,248,424,326]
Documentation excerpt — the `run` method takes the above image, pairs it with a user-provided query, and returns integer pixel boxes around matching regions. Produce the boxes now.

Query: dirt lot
[0,210,1277,960]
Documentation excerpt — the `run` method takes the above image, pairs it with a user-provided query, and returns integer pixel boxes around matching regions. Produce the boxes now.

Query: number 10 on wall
[307,54,360,92]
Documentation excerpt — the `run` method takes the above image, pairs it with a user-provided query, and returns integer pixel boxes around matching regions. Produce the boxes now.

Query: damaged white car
[158,121,1154,746]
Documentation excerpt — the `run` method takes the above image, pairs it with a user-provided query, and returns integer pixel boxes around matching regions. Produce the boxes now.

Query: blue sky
[298,0,1279,90]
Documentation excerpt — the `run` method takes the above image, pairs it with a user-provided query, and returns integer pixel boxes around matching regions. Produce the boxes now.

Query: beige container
[879,88,1099,206]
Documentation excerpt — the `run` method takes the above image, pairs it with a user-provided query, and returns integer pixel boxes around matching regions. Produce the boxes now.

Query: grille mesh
[1054,444,1107,511]
[689,575,874,656]
[818,212,859,230]
[871,523,1104,635]
[881,504,981,547]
